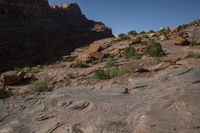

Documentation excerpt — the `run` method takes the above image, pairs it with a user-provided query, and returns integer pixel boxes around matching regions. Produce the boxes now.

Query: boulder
[160,35,167,41]
[174,36,190,46]
[170,27,181,34]
[78,53,93,62]
[90,52,106,59]
[88,44,102,53]
[132,36,142,44]
[0,71,26,85]
[78,43,107,62]
[169,26,182,38]
[147,33,156,38]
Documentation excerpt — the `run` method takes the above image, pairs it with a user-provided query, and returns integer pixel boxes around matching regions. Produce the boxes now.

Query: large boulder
[132,36,142,44]
[78,43,107,62]
[0,71,26,85]
[174,36,190,46]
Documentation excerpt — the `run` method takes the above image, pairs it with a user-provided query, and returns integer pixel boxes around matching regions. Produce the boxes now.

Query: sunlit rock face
[0,0,113,72]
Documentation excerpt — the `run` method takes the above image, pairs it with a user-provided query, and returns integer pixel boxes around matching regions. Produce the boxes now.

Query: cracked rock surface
[0,65,200,133]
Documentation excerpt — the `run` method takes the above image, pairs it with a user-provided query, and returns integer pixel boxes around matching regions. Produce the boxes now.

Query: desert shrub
[123,44,136,59]
[106,66,119,78]
[15,66,40,74]
[148,30,155,33]
[94,58,136,80]
[94,66,120,80]
[128,30,138,36]
[117,33,131,41]
[71,60,88,68]
[104,57,117,68]
[94,58,119,79]
[139,31,146,35]
[153,57,161,64]
[144,40,164,57]
[159,28,170,35]
[180,24,189,29]
[0,85,12,99]
[62,55,76,62]
[184,52,200,59]
[31,76,50,92]
[94,69,110,79]
[120,65,135,75]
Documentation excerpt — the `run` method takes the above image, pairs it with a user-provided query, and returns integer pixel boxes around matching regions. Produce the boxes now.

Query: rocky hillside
[0,19,200,133]
[0,0,113,72]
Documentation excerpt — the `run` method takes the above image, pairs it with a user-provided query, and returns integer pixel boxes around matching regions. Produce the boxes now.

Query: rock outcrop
[174,36,190,46]
[0,0,113,72]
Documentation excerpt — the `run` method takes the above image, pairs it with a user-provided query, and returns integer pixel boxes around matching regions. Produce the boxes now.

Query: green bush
[181,24,189,29]
[120,65,135,75]
[159,28,170,35]
[94,69,110,79]
[128,30,138,36]
[117,33,131,41]
[104,57,117,68]
[144,40,164,57]
[71,60,88,68]
[94,66,119,80]
[94,57,136,80]
[0,85,12,99]
[62,55,76,62]
[31,76,50,92]
[123,44,136,59]
[139,31,146,35]
[15,66,41,74]
[94,58,119,79]
[106,67,119,78]
[148,30,155,33]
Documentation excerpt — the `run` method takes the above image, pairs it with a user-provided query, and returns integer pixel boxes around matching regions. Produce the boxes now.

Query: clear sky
[49,0,200,35]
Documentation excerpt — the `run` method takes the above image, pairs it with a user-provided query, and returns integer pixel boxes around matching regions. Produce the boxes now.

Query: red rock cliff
[0,0,113,72]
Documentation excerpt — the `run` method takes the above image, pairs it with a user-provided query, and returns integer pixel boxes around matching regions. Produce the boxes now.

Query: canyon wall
[0,0,113,72]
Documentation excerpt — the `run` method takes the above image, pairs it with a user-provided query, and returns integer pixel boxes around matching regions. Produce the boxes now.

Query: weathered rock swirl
[0,0,113,72]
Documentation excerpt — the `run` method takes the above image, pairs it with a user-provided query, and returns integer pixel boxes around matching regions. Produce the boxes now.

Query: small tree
[139,31,146,35]
[148,30,155,33]
[128,30,138,36]
[117,33,130,41]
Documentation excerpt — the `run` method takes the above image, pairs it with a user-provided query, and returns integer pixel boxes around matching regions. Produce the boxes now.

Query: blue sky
[49,0,200,35]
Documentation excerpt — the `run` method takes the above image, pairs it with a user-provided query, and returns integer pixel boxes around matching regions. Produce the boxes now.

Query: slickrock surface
[0,0,113,72]
[0,65,200,133]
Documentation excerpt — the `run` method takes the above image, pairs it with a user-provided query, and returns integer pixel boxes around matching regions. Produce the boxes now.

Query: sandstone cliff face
[0,0,113,72]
